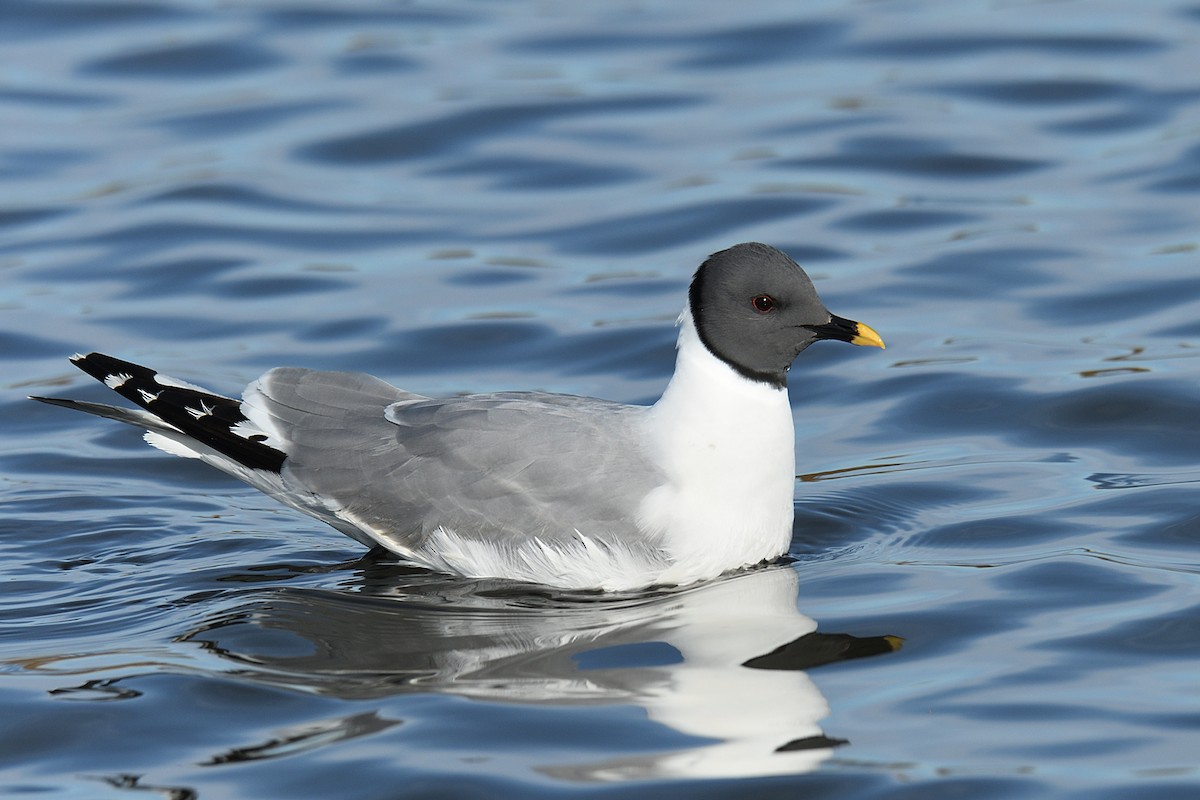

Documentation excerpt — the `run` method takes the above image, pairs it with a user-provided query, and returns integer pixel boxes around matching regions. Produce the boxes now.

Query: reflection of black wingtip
[775,734,849,753]
[743,631,903,671]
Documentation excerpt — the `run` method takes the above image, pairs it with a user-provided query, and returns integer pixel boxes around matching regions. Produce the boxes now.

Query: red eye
[752,294,776,313]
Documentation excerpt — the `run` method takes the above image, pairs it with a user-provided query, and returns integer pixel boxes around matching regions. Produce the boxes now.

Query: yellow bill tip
[850,321,885,349]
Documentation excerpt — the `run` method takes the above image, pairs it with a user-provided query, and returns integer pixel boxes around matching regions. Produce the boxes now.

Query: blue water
[4,1,1200,797]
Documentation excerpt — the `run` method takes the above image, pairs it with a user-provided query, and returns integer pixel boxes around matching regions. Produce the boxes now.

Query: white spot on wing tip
[104,372,133,389]
[137,388,161,403]
[154,373,214,393]
[70,353,86,362]
[185,400,215,420]
[230,420,269,441]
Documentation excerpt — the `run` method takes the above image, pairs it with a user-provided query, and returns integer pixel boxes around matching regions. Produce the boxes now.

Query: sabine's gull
[33,242,884,590]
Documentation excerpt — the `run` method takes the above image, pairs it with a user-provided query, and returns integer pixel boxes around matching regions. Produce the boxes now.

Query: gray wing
[248,368,666,559]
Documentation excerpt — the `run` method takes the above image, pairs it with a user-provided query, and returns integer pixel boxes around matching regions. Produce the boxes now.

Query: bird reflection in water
[181,562,900,781]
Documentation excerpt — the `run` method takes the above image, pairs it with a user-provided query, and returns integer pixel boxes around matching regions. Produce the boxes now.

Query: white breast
[638,310,796,584]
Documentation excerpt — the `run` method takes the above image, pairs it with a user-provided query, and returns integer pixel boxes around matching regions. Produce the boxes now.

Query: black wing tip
[69,352,150,385]
[54,351,288,474]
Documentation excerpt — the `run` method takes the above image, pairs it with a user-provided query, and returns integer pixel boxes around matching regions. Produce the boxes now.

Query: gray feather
[250,370,668,560]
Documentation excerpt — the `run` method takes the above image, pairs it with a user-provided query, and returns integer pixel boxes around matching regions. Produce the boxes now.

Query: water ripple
[848,33,1165,59]
[0,0,188,41]
[297,95,703,165]
[527,196,834,255]
[5,1,1200,797]
[781,135,1049,180]
[151,99,351,138]
[425,155,645,191]
[83,40,286,79]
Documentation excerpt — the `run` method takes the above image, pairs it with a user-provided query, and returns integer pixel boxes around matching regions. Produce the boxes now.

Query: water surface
[4,1,1200,797]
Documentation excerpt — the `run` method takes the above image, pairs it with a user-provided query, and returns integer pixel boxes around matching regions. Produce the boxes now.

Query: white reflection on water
[182,564,899,781]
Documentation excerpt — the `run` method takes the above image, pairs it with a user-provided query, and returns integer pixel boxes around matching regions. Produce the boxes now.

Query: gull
[32,242,883,590]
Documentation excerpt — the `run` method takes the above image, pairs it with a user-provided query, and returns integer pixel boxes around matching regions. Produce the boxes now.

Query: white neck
[638,309,796,582]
